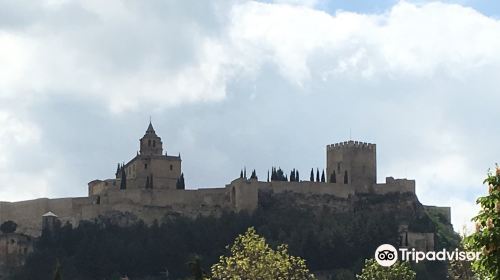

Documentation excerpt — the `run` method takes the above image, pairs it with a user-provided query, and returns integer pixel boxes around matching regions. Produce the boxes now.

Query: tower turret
[326,141,376,189]
[139,122,163,156]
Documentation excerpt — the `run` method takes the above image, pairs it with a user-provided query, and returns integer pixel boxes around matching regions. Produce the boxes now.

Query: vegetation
[0,220,17,234]
[465,165,500,279]
[270,167,287,181]
[11,193,450,279]
[356,259,416,280]
[176,173,185,189]
[210,227,315,280]
[250,169,258,180]
[330,170,337,183]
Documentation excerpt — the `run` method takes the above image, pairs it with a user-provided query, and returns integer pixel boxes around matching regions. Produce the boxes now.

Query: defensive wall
[1,174,421,237]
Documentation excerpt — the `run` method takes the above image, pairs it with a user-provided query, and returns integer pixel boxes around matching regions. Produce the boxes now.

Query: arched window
[145,164,148,169]
[344,170,348,184]
[170,164,173,171]
[153,140,156,147]
[148,139,151,146]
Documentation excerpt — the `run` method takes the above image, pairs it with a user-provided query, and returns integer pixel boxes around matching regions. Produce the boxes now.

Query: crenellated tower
[326,141,376,189]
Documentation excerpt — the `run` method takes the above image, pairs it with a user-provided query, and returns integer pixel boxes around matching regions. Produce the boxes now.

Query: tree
[321,170,325,183]
[53,261,62,280]
[176,173,185,190]
[240,170,243,179]
[290,169,296,182]
[250,169,258,180]
[330,171,336,183]
[296,170,300,182]
[316,168,320,182]
[356,259,416,280]
[310,168,314,181]
[187,255,206,280]
[120,168,127,190]
[210,227,316,280]
[465,165,500,279]
[0,220,17,234]
[448,238,476,280]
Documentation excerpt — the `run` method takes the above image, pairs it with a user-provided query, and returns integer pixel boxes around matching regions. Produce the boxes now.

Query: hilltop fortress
[0,123,450,239]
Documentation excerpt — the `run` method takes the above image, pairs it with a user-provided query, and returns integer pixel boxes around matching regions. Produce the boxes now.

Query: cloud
[1,0,499,230]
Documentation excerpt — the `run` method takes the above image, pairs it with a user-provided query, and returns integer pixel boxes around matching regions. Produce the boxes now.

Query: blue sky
[1,0,500,231]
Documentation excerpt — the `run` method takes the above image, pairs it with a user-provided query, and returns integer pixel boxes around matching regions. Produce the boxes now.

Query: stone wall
[0,233,33,279]
[326,141,376,188]
[373,177,416,195]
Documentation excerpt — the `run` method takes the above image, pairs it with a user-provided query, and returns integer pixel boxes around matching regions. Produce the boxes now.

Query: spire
[146,121,156,134]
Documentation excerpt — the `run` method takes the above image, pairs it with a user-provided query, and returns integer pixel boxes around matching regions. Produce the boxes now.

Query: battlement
[327,140,375,150]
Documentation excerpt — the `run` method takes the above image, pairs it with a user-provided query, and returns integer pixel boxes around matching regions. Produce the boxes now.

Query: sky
[1,0,500,232]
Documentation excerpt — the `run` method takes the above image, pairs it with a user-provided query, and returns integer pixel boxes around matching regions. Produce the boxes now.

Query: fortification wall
[262,181,355,198]
[0,197,91,237]
[373,177,415,195]
[227,178,355,213]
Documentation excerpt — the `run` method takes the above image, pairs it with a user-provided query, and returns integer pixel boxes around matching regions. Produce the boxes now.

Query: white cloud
[1,0,500,230]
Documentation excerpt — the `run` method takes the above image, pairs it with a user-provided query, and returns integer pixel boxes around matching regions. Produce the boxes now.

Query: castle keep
[0,123,450,245]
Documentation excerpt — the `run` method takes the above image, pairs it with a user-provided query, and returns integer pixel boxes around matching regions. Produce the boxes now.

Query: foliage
[210,227,316,280]
[0,220,17,234]
[12,192,449,279]
[356,259,416,280]
[464,166,500,279]
[447,249,476,279]
[250,169,258,180]
[176,173,186,189]
[53,261,62,280]
[120,168,127,190]
[271,167,287,181]
[330,170,336,183]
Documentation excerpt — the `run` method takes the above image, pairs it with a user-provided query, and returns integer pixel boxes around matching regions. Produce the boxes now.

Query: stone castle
[0,122,451,242]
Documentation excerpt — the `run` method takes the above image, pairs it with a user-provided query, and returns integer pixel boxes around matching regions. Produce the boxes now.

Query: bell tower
[139,122,163,156]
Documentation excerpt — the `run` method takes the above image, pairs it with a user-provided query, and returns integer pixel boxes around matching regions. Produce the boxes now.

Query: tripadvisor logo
[374,244,481,266]
[375,244,398,267]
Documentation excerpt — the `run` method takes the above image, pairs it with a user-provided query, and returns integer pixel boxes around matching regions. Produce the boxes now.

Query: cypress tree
[240,170,243,179]
[244,168,247,179]
[290,169,295,182]
[267,170,270,182]
[176,173,185,190]
[330,170,336,183]
[321,170,325,182]
[316,168,320,182]
[310,168,314,181]
[296,170,300,182]
[120,168,127,190]
[250,169,257,180]
[53,261,62,280]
